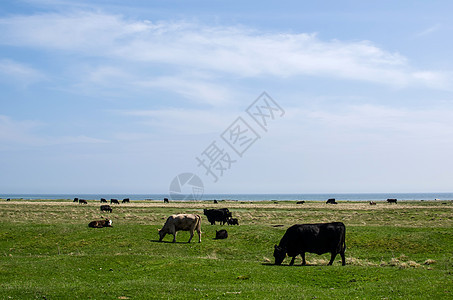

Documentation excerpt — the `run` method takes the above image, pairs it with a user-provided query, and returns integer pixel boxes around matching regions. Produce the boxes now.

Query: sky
[1,0,452,195]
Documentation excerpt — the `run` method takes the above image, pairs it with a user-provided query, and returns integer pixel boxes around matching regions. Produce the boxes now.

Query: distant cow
[203,208,231,225]
[100,198,107,203]
[326,198,337,204]
[110,199,120,204]
[213,200,218,204]
[215,229,228,239]
[387,198,397,204]
[369,201,376,205]
[227,218,239,225]
[6,198,10,201]
[88,218,112,228]
[79,199,88,204]
[158,214,201,243]
[100,205,112,213]
[73,198,79,203]
[296,201,305,204]
[122,198,130,203]
[273,222,346,266]
[164,198,169,203]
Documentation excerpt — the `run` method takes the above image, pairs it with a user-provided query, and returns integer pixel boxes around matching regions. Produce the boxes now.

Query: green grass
[0,200,452,299]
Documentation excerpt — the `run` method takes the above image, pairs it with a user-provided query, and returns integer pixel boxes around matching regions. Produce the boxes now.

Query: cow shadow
[149,239,194,244]
[261,262,309,267]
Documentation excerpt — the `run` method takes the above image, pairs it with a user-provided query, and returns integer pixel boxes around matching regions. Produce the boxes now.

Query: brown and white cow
[158,214,201,243]
[88,218,112,228]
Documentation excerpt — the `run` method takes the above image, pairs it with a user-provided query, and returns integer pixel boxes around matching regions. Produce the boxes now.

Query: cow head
[157,229,164,242]
[273,245,286,265]
[103,218,112,227]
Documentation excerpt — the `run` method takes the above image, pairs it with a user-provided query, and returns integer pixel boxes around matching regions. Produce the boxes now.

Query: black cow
[369,201,376,205]
[215,229,228,239]
[326,198,337,204]
[273,222,346,266]
[100,205,112,213]
[227,217,239,225]
[110,199,120,204]
[203,208,231,225]
[163,198,169,203]
[79,199,88,204]
[100,198,107,203]
[73,198,79,203]
[296,201,305,204]
[6,198,11,201]
[122,198,130,203]
[213,200,218,204]
[88,218,112,228]
[387,198,397,203]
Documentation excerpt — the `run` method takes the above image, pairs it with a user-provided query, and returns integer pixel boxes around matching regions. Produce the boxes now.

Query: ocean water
[1,192,452,201]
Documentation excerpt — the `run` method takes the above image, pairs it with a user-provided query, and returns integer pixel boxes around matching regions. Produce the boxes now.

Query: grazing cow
[326,198,337,204]
[73,198,79,203]
[369,201,376,205]
[164,198,169,203]
[122,198,130,203]
[227,218,239,225]
[88,218,112,228]
[100,198,107,203]
[203,208,231,225]
[79,199,88,204]
[110,199,120,204]
[215,229,228,239]
[6,198,11,201]
[100,205,112,213]
[296,201,305,204]
[213,200,218,204]
[273,222,346,266]
[158,214,201,243]
[387,198,397,204]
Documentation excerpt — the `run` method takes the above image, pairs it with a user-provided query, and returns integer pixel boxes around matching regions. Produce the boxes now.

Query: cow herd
[75,198,365,266]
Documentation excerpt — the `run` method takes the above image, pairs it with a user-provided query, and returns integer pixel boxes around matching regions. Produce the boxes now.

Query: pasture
[0,199,452,299]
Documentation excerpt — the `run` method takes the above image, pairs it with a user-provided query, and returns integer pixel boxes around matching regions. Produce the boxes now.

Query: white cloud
[0,115,108,148]
[117,108,237,135]
[1,11,451,91]
[415,23,442,37]
[0,59,45,85]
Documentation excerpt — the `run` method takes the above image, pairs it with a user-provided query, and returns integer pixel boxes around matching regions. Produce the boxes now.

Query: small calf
[227,218,239,225]
[88,218,112,228]
[215,229,228,239]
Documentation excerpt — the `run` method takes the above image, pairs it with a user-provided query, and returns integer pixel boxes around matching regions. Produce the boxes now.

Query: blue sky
[1,0,452,194]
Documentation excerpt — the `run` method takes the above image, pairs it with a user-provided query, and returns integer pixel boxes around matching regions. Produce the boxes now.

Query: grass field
[0,199,452,299]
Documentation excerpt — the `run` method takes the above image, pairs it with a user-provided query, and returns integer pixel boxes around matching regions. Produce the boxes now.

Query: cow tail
[196,214,202,232]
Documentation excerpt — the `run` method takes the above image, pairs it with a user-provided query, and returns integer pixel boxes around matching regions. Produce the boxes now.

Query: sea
[1,192,452,202]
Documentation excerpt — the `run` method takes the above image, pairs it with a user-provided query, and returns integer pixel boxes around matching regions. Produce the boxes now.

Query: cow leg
[188,230,194,243]
[328,252,337,265]
[172,233,176,243]
[340,251,346,266]
[301,253,306,266]
[289,256,296,266]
